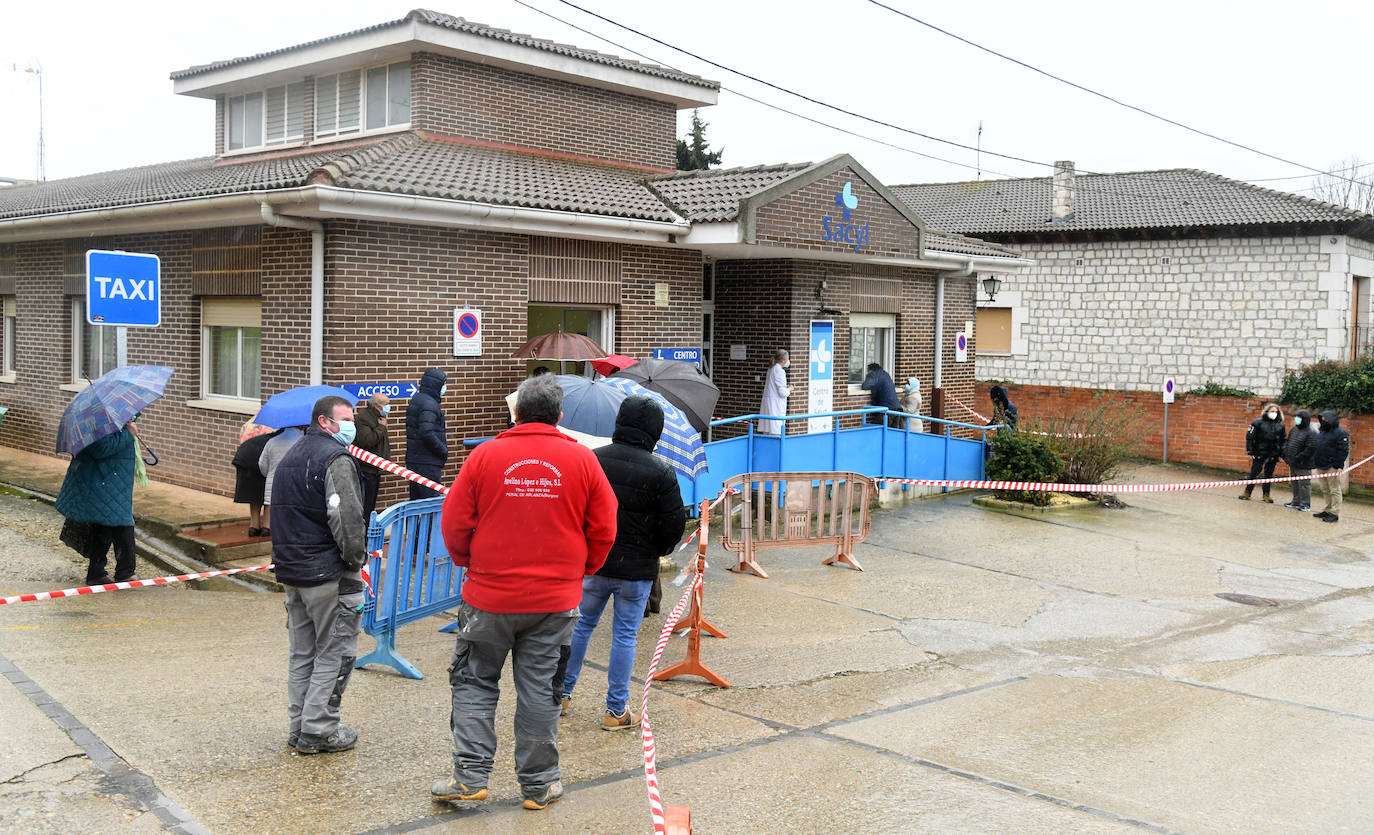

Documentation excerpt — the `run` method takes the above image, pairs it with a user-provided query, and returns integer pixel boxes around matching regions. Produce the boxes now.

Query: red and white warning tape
[0,563,274,606]
[880,452,1374,493]
[640,572,701,834]
[347,446,448,495]
[946,392,1093,438]
[947,392,994,425]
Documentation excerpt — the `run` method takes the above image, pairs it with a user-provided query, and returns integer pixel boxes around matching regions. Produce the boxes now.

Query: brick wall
[410,51,676,171]
[974,381,1374,488]
[752,169,921,259]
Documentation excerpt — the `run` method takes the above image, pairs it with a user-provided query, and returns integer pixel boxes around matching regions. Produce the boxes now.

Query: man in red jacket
[432,374,617,811]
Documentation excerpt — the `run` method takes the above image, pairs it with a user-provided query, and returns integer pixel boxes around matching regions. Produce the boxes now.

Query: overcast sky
[2,0,1370,196]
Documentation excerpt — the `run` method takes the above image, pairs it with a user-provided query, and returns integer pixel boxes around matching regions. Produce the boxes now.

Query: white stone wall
[976,234,1359,396]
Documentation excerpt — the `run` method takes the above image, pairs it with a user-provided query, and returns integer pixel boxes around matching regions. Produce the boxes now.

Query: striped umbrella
[57,365,174,456]
[599,377,708,479]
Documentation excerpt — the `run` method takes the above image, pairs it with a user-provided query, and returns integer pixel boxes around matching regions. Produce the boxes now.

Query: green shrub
[1026,397,1144,495]
[985,430,1062,506]
[1186,381,1257,398]
[1280,357,1374,413]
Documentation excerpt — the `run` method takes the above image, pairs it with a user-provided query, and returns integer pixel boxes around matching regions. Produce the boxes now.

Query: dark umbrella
[254,385,358,429]
[610,358,719,434]
[511,327,607,361]
[57,365,174,456]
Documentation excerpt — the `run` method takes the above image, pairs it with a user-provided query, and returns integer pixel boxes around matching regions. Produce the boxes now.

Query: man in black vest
[272,395,368,755]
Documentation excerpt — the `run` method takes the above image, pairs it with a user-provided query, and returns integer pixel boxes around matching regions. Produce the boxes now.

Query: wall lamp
[982,275,1003,302]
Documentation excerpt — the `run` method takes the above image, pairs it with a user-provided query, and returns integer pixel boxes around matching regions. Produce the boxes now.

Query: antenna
[10,61,43,181]
[972,118,983,179]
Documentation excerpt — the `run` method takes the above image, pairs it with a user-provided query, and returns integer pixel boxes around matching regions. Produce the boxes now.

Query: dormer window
[226,83,305,151]
[315,60,410,139]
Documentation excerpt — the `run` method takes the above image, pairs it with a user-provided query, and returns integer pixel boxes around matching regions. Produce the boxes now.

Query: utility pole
[10,61,44,181]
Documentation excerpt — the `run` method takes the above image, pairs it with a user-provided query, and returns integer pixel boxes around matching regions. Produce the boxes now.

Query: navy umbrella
[609,358,719,434]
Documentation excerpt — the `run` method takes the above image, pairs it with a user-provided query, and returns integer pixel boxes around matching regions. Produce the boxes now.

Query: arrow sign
[340,383,418,401]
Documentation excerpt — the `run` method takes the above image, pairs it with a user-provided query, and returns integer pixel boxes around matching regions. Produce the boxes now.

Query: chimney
[1051,160,1075,221]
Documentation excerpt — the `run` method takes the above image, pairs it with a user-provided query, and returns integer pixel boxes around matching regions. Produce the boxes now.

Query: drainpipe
[261,204,324,386]
[933,258,976,421]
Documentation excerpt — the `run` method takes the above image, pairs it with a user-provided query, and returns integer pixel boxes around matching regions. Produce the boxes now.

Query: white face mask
[1267,411,1279,420]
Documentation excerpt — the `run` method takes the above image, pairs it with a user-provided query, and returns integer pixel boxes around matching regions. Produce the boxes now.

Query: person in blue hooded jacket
[56,422,138,584]
[405,368,449,499]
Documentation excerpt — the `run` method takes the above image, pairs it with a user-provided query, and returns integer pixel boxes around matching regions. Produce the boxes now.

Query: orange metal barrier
[653,499,728,688]
[720,472,873,578]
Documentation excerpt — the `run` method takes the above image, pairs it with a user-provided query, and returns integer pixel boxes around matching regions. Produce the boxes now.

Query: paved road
[2,465,1372,833]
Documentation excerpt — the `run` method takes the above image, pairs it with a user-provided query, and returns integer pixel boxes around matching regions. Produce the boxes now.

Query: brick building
[0,9,1026,498]
[894,163,1374,402]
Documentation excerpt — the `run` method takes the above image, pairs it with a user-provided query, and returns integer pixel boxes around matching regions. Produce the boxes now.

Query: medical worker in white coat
[759,349,792,435]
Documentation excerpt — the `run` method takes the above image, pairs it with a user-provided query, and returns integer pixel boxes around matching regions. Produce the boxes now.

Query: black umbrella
[609,358,719,434]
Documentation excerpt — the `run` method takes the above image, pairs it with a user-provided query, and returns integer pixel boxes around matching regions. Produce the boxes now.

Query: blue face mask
[1294,417,1303,426]
[439,384,448,397]
[332,419,356,446]
[380,404,391,416]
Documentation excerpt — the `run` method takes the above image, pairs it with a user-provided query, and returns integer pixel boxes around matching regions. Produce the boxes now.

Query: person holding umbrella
[54,365,174,585]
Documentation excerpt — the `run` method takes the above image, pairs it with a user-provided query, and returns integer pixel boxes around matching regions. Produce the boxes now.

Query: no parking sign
[1163,377,1175,403]
[955,331,968,363]
[453,308,482,357]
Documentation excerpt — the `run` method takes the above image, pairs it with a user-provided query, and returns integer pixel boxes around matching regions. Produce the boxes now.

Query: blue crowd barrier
[354,496,461,680]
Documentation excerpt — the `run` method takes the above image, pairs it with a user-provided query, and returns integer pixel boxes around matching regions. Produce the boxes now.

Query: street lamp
[982,275,1002,302]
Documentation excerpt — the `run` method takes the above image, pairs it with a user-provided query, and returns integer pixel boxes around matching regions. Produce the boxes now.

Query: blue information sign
[339,382,419,401]
[86,250,160,327]
[652,347,702,363]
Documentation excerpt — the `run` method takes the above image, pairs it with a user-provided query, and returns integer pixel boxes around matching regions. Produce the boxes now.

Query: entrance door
[526,305,613,376]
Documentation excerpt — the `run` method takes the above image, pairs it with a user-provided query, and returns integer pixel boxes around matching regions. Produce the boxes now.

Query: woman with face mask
[759,349,793,435]
[1239,402,1287,503]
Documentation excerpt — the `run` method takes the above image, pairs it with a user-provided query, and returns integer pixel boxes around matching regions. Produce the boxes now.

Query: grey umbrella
[609,358,719,434]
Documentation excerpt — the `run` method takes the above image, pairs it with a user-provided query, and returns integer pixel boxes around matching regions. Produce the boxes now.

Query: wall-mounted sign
[340,383,418,401]
[653,347,702,363]
[86,250,160,327]
[730,344,747,361]
[820,181,869,252]
[955,331,968,363]
[808,320,834,433]
[654,283,670,307]
[453,308,482,357]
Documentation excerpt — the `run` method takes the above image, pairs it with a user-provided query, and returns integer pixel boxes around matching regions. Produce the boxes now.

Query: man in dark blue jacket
[861,363,903,428]
[1312,410,1350,524]
[273,395,367,755]
[405,368,448,499]
[561,396,686,731]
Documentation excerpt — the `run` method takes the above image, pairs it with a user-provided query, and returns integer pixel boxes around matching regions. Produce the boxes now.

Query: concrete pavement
[2,463,1373,833]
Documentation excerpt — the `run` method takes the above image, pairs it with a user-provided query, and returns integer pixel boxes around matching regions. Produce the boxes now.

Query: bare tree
[1310,156,1374,213]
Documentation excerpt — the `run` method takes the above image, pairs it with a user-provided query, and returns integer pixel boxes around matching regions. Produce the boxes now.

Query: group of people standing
[263,374,685,813]
[1241,403,1350,523]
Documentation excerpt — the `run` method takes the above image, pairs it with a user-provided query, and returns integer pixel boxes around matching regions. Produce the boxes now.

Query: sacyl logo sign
[821,181,869,251]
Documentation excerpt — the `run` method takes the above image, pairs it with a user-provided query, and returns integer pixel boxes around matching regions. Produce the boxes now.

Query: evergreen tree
[675,110,723,171]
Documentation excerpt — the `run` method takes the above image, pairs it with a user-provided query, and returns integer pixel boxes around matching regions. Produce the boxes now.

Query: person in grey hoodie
[1312,410,1350,524]
[1282,409,1318,511]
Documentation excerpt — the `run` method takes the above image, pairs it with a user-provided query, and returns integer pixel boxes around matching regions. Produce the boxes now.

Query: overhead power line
[864,0,1370,189]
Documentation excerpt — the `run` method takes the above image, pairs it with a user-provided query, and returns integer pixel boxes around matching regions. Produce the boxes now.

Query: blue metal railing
[355,496,460,680]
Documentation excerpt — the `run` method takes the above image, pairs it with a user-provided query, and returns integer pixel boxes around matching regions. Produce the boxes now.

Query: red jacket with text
[441,422,617,613]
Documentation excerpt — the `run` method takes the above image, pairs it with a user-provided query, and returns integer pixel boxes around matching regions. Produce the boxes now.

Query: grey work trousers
[447,601,578,796]
[285,574,363,739]
[1290,467,1313,507]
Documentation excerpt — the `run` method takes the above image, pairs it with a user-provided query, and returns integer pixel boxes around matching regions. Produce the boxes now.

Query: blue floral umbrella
[254,385,358,429]
[57,365,174,456]
[598,377,708,479]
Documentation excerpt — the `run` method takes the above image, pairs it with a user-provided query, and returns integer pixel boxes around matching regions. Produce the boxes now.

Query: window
[2,295,14,376]
[316,60,409,139]
[848,313,895,385]
[201,298,262,401]
[71,298,126,382]
[227,83,305,151]
[977,307,1013,353]
[526,305,613,377]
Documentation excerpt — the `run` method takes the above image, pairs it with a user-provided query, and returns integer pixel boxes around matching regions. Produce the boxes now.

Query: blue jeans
[562,575,653,715]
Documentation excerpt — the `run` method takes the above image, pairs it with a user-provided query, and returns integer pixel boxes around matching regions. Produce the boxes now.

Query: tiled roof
[890,169,1374,236]
[647,163,811,222]
[170,9,718,91]
[0,146,361,220]
[0,134,682,223]
[923,231,1018,258]
[320,134,681,222]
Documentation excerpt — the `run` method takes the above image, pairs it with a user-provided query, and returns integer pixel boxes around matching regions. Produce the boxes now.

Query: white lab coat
[759,363,791,435]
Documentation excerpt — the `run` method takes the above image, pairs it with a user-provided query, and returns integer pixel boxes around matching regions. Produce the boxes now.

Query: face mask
[331,419,356,446]
[439,384,448,397]
[1294,417,1303,426]
[380,405,391,416]
[1267,412,1278,420]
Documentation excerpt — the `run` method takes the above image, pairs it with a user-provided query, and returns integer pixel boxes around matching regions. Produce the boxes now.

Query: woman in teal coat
[56,423,138,584]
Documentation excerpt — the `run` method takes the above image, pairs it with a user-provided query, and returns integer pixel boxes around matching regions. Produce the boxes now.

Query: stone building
[893,163,1374,399]
[0,9,1026,498]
